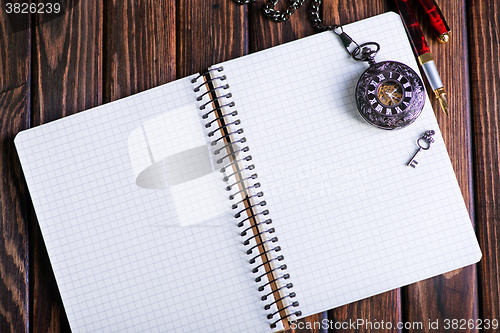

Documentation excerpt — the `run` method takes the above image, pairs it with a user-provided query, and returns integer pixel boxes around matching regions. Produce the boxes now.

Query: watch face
[355,61,425,130]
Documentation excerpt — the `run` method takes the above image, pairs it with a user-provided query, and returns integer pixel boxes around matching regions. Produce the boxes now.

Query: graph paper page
[15,77,272,332]
[216,12,481,317]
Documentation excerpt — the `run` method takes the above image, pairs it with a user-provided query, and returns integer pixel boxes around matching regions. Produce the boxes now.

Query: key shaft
[407,147,422,167]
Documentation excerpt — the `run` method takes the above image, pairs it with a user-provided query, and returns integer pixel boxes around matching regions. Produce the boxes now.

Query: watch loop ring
[352,42,380,63]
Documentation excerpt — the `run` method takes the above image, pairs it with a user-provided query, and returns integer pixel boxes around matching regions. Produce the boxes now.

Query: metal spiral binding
[246,236,278,255]
[194,66,301,330]
[215,138,246,157]
[235,206,266,225]
[255,263,287,282]
[264,291,296,310]
[216,145,248,165]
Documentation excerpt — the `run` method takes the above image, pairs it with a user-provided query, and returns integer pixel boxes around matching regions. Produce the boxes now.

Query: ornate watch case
[355,61,425,130]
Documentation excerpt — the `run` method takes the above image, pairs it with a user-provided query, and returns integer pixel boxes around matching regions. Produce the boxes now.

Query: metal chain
[263,0,308,24]
[308,0,340,31]
[232,0,336,31]
[231,0,380,62]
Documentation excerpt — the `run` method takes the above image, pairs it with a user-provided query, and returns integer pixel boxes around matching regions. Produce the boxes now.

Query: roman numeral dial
[365,71,413,115]
[355,61,425,130]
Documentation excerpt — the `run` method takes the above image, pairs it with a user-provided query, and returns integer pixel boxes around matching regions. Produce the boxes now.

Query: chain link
[263,0,308,23]
[232,0,337,31]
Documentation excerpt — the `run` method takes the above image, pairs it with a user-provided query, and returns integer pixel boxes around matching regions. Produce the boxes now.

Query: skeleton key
[407,130,435,168]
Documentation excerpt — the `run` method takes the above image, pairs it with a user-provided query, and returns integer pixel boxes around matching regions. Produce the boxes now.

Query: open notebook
[15,12,481,332]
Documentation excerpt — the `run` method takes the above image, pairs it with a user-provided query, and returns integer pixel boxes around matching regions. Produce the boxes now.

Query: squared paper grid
[15,76,270,332]
[215,12,481,318]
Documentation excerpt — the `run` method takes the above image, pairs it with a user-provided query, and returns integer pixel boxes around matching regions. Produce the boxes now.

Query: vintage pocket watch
[343,40,426,130]
[325,27,426,130]
[355,57,425,130]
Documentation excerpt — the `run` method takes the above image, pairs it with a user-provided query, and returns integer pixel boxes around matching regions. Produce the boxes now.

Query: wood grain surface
[468,0,500,325]
[177,0,247,78]
[104,0,176,102]
[1,0,498,332]
[0,8,30,333]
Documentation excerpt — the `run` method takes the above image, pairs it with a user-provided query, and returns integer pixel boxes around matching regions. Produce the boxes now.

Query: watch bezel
[355,61,425,130]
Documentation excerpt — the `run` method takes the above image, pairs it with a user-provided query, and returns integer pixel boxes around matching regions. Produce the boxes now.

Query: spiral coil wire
[193,67,301,329]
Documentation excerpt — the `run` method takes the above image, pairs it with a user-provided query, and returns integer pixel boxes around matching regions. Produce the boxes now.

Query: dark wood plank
[468,0,500,324]
[321,1,403,331]
[404,0,478,330]
[104,0,176,102]
[289,312,328,333]
[177,0,247,78]
[328,290,402,332]
[33,0,103,124]
[32,0,103,331]
[247,0,315,52]
[323,0,390,26]
[0,10,31,333]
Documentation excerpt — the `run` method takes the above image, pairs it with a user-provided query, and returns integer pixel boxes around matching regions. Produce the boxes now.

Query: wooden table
[1,0,498,332]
